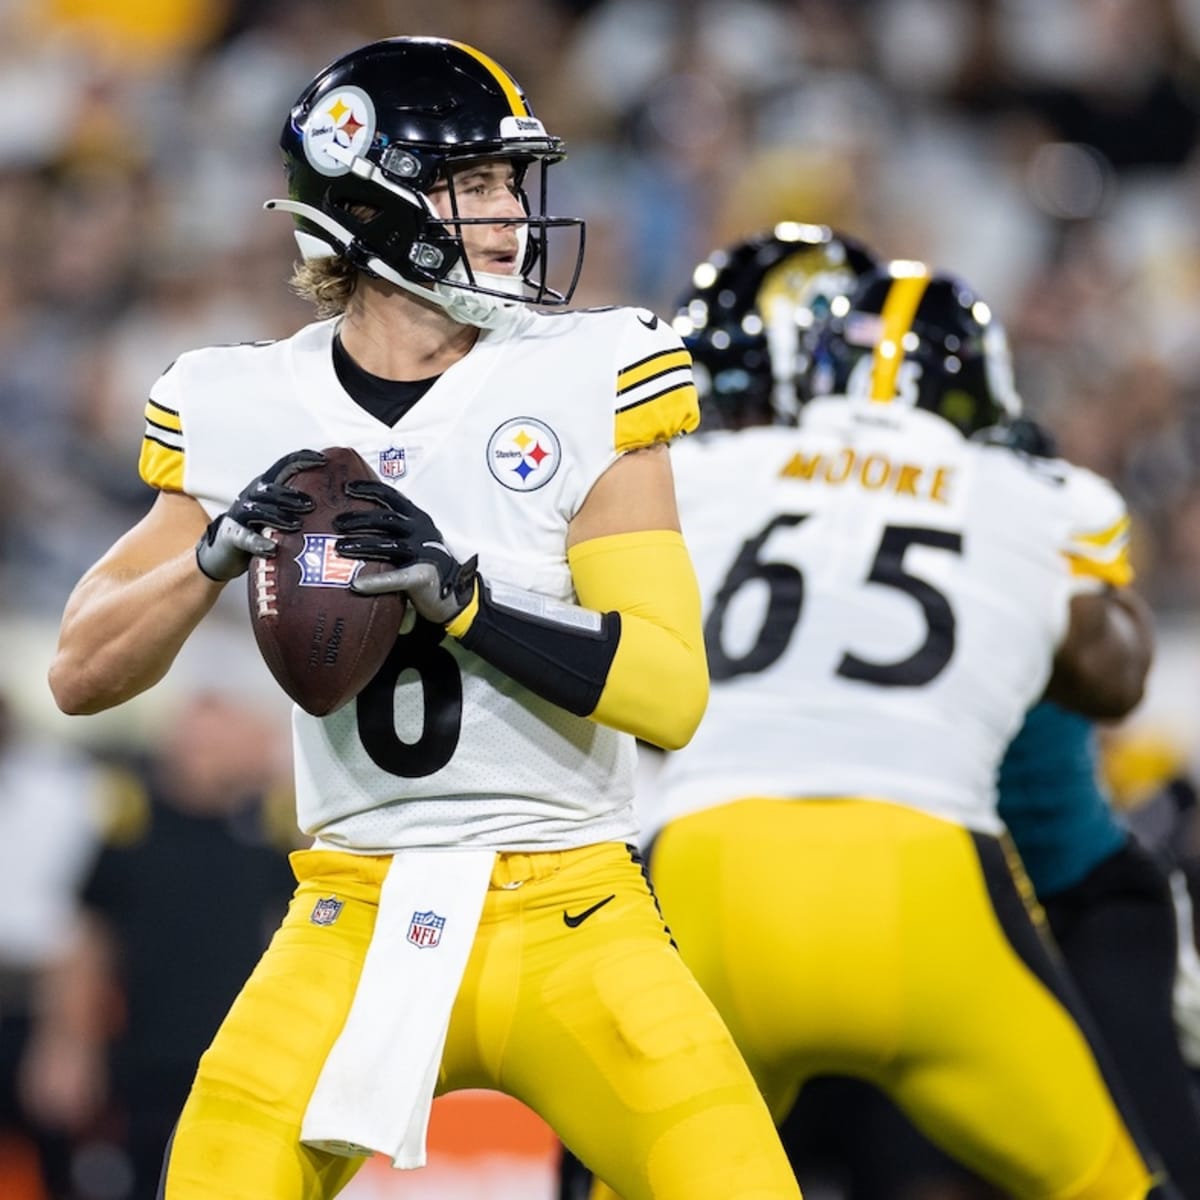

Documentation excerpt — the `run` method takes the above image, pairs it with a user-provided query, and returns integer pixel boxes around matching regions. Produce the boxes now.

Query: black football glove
[333,480,478,625]
[195,449,326,582]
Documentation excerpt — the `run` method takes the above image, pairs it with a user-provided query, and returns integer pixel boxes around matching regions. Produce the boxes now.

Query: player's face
[427,159,524,277]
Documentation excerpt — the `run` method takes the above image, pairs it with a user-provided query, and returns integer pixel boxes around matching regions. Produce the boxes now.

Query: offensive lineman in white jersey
[47,37,800,1200]
[640,254,1161,1199]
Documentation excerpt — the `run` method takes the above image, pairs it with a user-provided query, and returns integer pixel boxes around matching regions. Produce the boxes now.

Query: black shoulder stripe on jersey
[619,348,678,376]
[616,365,689,399]
[142,432,183,452]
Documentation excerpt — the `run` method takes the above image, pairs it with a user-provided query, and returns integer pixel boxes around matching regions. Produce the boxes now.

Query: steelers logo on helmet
[487,418,561,492]
[302,86,376,177]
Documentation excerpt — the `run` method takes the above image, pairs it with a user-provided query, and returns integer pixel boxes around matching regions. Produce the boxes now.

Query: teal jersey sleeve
[997,701,1128,897]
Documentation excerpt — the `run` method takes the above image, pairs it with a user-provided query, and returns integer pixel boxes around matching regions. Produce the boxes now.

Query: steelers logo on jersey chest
[487,417,561,491]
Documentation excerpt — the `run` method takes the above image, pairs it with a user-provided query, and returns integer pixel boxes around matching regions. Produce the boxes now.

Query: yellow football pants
[643,798,1154,1200]
[159,840,800,1199]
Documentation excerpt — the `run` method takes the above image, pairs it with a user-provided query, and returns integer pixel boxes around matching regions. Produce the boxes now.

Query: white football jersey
[139,307,698,852]
[657,399,1132,834]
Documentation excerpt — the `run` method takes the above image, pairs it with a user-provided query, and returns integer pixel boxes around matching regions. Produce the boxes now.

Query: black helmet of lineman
[266,36,585,328]
[671,223,879,429]
[805,261,1022,437]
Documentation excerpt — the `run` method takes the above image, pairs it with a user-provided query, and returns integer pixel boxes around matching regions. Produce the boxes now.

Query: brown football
[248,446,406,716]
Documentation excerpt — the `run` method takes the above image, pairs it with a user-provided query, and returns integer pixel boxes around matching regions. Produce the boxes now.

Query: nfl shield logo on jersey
[407,910,445,948]
[379,447,407,479]
[296,534,361,587]
[310,895,344,926]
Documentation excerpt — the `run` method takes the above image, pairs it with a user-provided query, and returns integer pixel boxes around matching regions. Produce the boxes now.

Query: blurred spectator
[35,0,232,73]
[0,693,106,1200]
[19,693,296,1200]
[1105,725,1200,1073]
[0,0,1199,613]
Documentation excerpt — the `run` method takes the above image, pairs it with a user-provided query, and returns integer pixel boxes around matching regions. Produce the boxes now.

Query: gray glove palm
[196,449,326,582]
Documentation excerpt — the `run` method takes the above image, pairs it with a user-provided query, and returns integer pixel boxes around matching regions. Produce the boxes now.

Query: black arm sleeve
[456,582,622,716]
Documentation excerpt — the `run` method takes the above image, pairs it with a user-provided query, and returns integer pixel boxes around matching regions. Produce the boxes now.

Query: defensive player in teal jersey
[1000,701,1128,896]
[999,696,1200,1194]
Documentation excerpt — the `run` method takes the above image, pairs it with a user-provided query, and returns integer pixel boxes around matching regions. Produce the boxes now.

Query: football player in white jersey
[47,37,800,1200]
[620,249,1161,1199]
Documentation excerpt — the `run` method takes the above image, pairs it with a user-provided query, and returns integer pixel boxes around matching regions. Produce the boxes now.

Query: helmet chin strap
[264,194,530,332]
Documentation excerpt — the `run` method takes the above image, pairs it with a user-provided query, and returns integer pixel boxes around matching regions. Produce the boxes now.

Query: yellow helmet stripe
[870,269,930,403]
[450,41,530,117]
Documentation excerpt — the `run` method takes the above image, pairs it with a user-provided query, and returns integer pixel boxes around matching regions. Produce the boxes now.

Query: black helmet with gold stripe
[672,223,879,429]
[266,36,584,327]
[805,261,1022,437]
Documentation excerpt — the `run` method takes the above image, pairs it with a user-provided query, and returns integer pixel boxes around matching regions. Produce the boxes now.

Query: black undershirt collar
[332,332,441,427]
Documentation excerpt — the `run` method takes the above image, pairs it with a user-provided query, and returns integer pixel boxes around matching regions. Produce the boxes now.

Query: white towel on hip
[300,847,495,1169]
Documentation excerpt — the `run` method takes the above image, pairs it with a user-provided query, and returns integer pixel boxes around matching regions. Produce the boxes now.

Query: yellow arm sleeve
[567,529,708,750]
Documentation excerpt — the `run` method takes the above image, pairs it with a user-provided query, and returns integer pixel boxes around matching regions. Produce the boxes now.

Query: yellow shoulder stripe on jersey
[146,398,182,434]
[1064,549,1134,588]
[1073,513,1131,548]
[450,41,530,116]
[871,271,931,402]
[140,396,185,490]
[617,349,691,394]
[615,383,699,452]
[139,439,184,492]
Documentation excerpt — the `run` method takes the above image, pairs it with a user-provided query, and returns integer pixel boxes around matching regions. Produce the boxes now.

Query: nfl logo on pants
[408,909,445,948]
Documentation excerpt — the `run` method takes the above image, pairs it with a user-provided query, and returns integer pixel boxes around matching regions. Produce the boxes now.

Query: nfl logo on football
[379,447,406,479]
[297,534,361,587]
[408,909,445,948]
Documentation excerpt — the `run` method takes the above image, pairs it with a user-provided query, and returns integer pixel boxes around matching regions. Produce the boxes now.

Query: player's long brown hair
[289,255,359,318]
[289,201,382,317]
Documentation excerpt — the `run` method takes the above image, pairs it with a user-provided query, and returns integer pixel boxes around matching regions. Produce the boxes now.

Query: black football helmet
[671,223,879,428]
[804,261,1021,436]
[265,36,585,328]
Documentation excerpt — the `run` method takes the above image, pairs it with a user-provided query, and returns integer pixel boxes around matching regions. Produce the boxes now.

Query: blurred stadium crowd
[2,1,1200,1196]
[3,0,1200,627]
